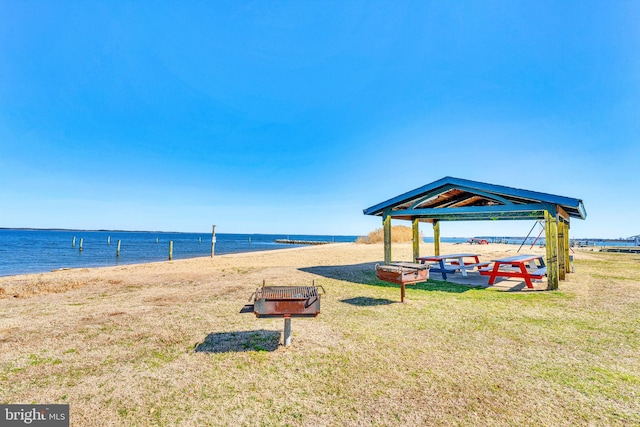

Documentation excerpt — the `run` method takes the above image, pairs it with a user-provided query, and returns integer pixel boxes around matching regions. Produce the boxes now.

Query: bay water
[0,229,358,277]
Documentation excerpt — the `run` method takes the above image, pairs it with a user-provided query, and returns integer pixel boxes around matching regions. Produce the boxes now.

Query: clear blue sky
[1,1,638,238]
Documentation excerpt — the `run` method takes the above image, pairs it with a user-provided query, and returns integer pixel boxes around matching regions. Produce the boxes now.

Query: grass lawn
[1,244,638,425]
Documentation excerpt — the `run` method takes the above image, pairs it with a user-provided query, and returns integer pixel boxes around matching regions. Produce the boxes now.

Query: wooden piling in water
[79,238,83,252]
[211,225,216,257]
[107,236,111,245]
[72,236,76,248]
[116,240,121,257]
[169,241,173,260]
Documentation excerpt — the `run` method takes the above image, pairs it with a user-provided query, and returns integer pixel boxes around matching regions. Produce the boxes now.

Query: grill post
[284,317,292,346]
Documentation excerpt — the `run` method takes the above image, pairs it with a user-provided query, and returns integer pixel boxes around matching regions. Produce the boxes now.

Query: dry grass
[0,243,639,426]
[356,225,419,244]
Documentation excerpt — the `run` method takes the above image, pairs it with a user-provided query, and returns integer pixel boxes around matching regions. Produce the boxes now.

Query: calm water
[0,229,358,277]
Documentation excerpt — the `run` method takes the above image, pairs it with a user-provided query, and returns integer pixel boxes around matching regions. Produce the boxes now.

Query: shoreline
[0,239,628,293]
[0,242,544,299]
[0,242,356,281]
[0,242,357,298]
[0,229,361,278]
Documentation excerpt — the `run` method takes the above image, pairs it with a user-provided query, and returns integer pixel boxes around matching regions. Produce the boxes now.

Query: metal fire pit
[375,263,429,285]
[241,281,325,346]
[375,262,429,302]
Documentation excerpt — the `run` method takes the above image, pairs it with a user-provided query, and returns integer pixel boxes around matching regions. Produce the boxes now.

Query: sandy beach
[1,242,638,425]
[0,241,549,299]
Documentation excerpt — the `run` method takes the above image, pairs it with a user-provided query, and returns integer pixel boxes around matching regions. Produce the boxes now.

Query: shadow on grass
[300,262,379,285]
[300,263,480,293]
[195,329,280,353]
[341,297,396,306]
[398,280,481,293]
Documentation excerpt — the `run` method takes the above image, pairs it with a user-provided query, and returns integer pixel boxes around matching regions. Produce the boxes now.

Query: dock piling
[211,225,216,257]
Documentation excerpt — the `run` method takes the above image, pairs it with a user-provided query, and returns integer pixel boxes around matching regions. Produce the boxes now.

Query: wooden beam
[433,220,441,256]
[390,203,552,217]
[558,220,566,281]
[451,185,515,205]
[409,184,457,209]
[565,221,571,273]
[383,211,392,265]
[412,217,420,262]
[557,205,570,222]
[388,213,547,222]
[545,210,559,290]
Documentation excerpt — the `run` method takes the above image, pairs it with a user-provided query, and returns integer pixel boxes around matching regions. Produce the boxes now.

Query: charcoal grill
[375,262,429,302]
[241,281,325,346]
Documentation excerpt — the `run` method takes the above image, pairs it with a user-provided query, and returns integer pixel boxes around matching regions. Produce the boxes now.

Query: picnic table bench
[416,253,490,280]
[479,254,547,288]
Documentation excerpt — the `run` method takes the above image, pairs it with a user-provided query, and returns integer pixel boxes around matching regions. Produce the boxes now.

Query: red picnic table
[479,254,547,288]
[416,253,490,280]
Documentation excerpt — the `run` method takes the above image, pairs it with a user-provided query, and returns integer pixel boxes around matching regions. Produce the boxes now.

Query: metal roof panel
[363,177,586,220]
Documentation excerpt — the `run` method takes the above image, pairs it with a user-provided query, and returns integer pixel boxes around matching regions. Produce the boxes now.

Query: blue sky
[1,1,638,238]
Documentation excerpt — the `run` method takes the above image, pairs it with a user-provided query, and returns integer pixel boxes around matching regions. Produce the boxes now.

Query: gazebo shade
[363,176,586,222]
[363,177,586,290]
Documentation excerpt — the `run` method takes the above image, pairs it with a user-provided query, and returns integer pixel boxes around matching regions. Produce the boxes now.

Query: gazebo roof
[363,176,586,222]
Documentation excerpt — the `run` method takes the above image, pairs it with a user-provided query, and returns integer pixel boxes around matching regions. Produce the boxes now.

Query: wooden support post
[72,236,76,248]
[412,218,420,262]
[79,238,83,252]
[107,235,111,245]
[116,240,121,257]
[558,220,566,281]
[565,222,571,273]
[169,240,173,260]
[211,225,216,257]
[544,210,559,290]
[383,212,391,265]
[433,220,441,256]
[156,237,158,244]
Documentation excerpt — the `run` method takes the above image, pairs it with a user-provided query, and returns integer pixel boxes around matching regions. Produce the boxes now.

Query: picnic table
[415,253,490,280]
[479,254,547,288]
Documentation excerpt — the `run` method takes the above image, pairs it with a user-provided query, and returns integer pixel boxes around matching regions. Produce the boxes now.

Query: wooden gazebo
[363,177,586,290]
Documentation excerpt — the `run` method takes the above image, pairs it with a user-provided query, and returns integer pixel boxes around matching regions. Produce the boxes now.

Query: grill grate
[254,286,319,301]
